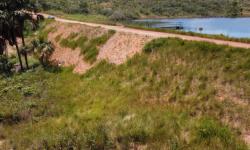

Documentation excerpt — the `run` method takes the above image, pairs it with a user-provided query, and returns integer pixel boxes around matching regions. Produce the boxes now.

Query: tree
[79,1,89,14]
[0,55,13,74]
[226,0,243,17]
[0,0,38,71]
[32,38,54,67]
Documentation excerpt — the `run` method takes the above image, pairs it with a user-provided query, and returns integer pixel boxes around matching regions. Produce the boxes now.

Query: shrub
[76,36,88,48]
[67,32,79,39]
[80,30,115,63]
[55,34,62,42]
[195,118,234,147]
[144,38,167,53]
[109,10,127,21]
[0,55,13,75]
[99,8,113,16]
[60,39,78,49]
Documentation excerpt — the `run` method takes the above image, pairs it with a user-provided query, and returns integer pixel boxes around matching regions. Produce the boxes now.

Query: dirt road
[41,14,250,49]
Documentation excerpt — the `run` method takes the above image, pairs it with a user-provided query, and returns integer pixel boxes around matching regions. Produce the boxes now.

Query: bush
[196,118,234,146]
[99,8,113,16]
[60,39,78,49]
[0,55,13,75]
[109,10,138,21]
[109,11,127,21]
[143,38,167,53]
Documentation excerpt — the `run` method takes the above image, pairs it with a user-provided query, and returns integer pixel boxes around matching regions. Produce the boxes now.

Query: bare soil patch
[0,140,5,149]
[215,83,249,106]
[47,22,154,73]
[243,132,250,146]
[48,22,110,73]
[98,32,153,64]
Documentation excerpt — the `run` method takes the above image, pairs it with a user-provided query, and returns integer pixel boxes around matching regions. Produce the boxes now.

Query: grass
[36,19,56,41]
[80,30,115,63]
[58,30,115,64]
[0,38,249,149]
[59,33,80,50]
[44,10,114,25]
[55,33,62,42]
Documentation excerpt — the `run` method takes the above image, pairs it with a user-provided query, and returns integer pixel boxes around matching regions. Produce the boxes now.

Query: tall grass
[0,38,249,149]
[36,19,56,40]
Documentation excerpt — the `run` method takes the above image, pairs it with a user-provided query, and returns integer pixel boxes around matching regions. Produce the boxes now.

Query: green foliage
[0,55,13,75]
[0,68,56,125]
[55,34,62,42]
[109,10,138,21]
[144,38,167,53]
[32,38,55,67]
[36,20,56,41]
[196,118,233,146]
[80,30,115,63]
[60,39,77,50]
[67,32,79,39]
[46,10,112,24]
[58,30,115,63]
[36,0,250,18]
[59,33,79,50]
[76,36,88,48]
[226,0,243,17]
[1,38,249,149]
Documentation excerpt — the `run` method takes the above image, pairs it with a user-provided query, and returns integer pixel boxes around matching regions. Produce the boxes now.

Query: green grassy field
[0,38,249,149]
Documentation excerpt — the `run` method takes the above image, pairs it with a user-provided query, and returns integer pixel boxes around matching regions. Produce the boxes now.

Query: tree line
[35,0,246,20]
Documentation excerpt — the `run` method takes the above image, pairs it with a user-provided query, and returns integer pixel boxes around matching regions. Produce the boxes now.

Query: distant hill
[36,0,250,19]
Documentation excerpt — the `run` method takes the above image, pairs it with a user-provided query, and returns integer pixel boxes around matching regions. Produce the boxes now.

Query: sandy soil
[98,32,153,64]
[48,21,153,73]
[244,132,250,145]
[0,140,5,149]
[48,22,109,73]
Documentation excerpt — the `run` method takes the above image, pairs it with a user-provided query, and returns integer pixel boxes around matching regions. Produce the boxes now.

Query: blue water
[135,18,250,38]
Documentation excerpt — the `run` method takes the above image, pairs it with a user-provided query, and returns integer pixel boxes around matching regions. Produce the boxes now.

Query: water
[134,18,250,38]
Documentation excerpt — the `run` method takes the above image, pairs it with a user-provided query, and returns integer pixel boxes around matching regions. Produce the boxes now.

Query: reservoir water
[135,18,250,38]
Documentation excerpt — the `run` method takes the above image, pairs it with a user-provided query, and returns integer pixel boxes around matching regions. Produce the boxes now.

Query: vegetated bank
[42,21,152,73]
[0,37,250,149]
[36,0,248,19]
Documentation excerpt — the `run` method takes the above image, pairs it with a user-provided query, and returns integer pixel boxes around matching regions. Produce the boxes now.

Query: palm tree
[20,45,33,69]
[0,38,6,55]
[32,39,54,67]
[15,11,38,69]
[0,0,38,71]
[14,1,39,69]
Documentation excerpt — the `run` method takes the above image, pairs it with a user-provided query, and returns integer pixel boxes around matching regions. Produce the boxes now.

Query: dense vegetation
[36,0,249,19]
[1,38,249,149]
[1,0,250,149]
[0,0,54,75]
